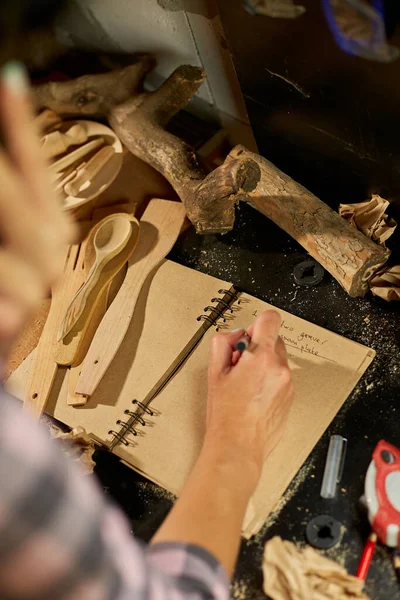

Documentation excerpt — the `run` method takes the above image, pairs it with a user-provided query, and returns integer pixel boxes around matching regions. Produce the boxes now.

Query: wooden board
[6,300,51,379]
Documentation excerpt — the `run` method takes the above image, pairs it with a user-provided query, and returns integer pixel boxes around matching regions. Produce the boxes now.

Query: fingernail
[1,61,29,94]
[232,328,245,333]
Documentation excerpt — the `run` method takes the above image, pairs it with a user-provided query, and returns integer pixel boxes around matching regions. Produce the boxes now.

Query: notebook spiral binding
[108,286,240,451]
[196,289,238,331]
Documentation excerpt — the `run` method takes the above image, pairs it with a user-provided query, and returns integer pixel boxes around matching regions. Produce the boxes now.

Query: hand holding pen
[206,310,294,472]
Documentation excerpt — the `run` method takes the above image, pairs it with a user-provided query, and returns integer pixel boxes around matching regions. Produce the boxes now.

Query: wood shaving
[263,537,370,600]
[339,194,396,247]
[49,424,96,474]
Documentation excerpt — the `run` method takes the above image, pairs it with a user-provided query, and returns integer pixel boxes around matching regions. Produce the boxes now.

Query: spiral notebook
[8,259,375,538]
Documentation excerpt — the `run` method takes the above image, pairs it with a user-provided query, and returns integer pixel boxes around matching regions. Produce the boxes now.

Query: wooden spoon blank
[64,146,116,197]
[75,199,186,399]
[57,215,140,343]
[49,138,104,174]
[54,214,138,367]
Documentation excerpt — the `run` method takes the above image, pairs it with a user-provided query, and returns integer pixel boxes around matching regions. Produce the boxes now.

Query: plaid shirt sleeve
[0,388,229,600]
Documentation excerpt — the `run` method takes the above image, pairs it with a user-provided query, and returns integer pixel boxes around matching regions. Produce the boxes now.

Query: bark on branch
[34,55,155,118]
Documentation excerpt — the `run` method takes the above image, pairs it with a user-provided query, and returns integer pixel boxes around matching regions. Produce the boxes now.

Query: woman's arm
[152,311,294,576]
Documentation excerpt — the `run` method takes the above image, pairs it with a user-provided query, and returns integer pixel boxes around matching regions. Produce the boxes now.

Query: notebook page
[114,291,374,538]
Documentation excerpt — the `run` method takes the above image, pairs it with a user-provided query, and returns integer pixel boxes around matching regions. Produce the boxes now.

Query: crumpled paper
[49,425,96,474]
[339,194,397,247]
[263,537,370,600]
[369,265,400,302]
[339,195,400,300]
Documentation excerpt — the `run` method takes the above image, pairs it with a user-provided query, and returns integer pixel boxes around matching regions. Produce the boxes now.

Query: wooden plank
[6,299,50,379]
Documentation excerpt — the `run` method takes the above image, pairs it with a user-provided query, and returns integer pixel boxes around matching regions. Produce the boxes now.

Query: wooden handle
[66,367,89,407]
[58,263,102,341]
[49,138,104,174]
[227,146,390,297]
[66,282,111,406]
[64,146,115,197]
[75,199,186,398]
[54,163,86,192]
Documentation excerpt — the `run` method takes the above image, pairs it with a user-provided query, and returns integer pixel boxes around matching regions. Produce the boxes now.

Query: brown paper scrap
[50,425,96,474]
[339,194,397,246]
[369,265,400,302]
[263,537,369,600]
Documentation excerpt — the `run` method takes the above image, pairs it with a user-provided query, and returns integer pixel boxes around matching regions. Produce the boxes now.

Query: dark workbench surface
[94,202,400,600]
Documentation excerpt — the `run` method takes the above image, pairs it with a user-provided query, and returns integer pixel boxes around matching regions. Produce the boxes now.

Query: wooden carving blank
[57,215,137,342]
[56,215,139,364]
[50,138,104,174]
[75,199,186,398]
[65,146,115,197]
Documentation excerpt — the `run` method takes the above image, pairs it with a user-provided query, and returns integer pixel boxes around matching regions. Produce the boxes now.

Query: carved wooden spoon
[58,215,133,341]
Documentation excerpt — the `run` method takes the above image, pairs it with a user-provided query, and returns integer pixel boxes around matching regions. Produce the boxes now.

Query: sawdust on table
[231,579,250,600]
[247,454,318,554]
[321,527,354,569]
[135,479,175,504]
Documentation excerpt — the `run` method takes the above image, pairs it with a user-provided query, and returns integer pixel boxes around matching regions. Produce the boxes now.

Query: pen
[235,333,251,353]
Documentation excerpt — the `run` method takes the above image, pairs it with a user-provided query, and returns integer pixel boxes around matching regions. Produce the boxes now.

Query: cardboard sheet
[8,261,374,537]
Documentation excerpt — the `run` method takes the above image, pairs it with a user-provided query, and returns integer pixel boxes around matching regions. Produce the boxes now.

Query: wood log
[218,146,390,296]
[33,64,237,233]
[34,56,154,118]
[33,64,390,295]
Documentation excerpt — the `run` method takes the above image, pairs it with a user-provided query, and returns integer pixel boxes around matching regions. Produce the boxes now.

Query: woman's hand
[0,63,74,359]
[205,310,294,484]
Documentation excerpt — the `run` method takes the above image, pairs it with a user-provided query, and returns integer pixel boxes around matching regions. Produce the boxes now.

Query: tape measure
[365,440,400,548]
